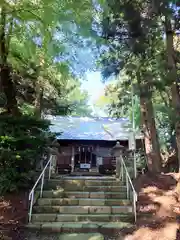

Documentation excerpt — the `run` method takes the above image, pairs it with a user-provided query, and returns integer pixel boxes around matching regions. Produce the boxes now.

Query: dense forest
[96,0,180,174]
[0,0,180,193]
[0,0,94,193]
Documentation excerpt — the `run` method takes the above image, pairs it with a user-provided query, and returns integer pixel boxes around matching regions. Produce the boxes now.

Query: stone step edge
[47,181,125,185]
[46,180,124,184]
[33,205,132,213]
[40,187,127,191]
[37,198,130,201]
[31,213,133,217]
[46,185,127,188]
[37,199,131,206]
[26,221,132,231]
[31,212,150,217]
[31,213,134,224]
[31,212,149,218]
[34,205,132,208]
[40,191,126,193]
[50,177,118,179]
[38,191,128,196]
[51,177,117,180]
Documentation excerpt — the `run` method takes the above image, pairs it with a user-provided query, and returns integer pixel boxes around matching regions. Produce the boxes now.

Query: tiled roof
[45,115,143,141]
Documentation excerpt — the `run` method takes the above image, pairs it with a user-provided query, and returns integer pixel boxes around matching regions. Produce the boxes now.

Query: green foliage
[0,0,96,116]
[94,0,180,172]
[0,115,53,194]
[64,80,92,117]
[0,0,97,193]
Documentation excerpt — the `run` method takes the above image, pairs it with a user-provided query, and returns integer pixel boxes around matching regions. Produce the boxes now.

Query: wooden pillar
[71,146,75,172]
[79,146,81,164]
[90,146,92,167]
[85,149,87,164]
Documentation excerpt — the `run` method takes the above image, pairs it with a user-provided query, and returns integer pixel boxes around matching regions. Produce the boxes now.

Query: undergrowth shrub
[0,115,54,194]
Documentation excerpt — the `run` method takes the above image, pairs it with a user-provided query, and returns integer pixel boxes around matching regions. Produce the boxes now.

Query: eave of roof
[45,115,143,141]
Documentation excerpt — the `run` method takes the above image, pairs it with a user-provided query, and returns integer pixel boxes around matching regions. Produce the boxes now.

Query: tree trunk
[0,6,19,115]
[165,17,180,172]
[34,79,43,118]
[139,85,162,173]
[0,65,19,115]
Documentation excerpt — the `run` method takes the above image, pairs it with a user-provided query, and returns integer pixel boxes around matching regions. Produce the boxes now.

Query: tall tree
[152,0,180,170]
[0,0,94,116]
[99,0,163,172]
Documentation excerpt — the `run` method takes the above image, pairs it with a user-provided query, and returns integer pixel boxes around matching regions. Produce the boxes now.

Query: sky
[82,71,104,103]
[81,71,107,116]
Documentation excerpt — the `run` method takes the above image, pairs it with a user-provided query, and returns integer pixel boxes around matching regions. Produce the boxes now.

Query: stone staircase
[28,176,134,233]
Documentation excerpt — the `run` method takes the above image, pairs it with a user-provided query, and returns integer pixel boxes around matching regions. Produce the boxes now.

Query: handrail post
[121,156,137,223]
[40,172,45,198]
[121,163,124,182]
[48,155,52,180]
[126,175,129,199]
[133,193,137,222]
[133,150,137,179]
[29,189,34,222]
[28,154,55,222]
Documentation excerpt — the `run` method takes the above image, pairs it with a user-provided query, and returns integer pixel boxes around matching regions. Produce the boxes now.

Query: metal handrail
[120,156,137,222]
[28,154,55,222]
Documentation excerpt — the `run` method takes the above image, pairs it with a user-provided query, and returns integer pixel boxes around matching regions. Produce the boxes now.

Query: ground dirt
[120,173,180,240]
[0,192,29,240]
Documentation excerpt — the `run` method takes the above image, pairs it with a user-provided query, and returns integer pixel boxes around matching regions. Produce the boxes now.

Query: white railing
[28,154,55,222]
[120,156,137,222]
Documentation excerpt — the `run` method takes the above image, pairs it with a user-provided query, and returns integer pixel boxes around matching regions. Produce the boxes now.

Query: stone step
[89,168,99,173]
[46,179,123,188]
[37,198,131,206]
[50,178,121,182]
[44,184,126,192]
[53,176,116,180]
[27,221,132,232]
[31,213,133,223]
[40,191,127,199]
[55,233,104,240]
[70,172,102,176]
[33,205,132,214]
